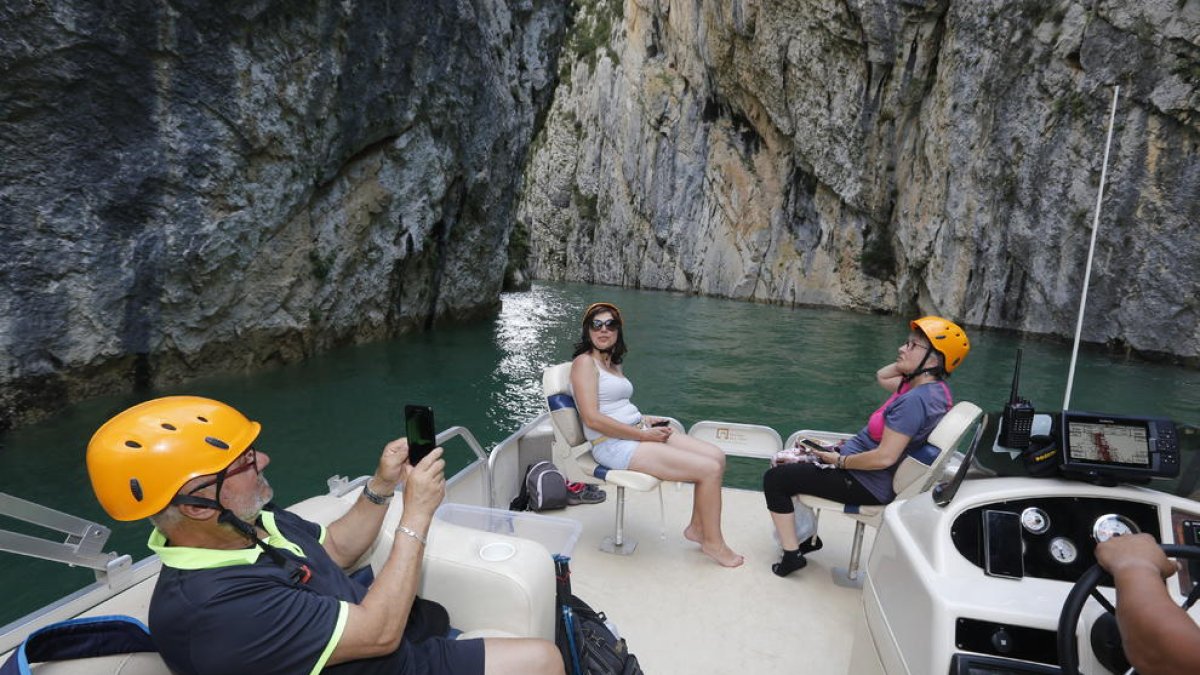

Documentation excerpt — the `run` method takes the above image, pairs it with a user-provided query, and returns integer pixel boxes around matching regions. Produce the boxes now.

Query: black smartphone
[404,404,436,466]
[800,438,831,452]
[651,420,670,428]
[982,509,1024,579]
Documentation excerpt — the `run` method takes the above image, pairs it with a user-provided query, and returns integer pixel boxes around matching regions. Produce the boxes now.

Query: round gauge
[1020,507,1051,535]
[1049,537,1078,564]
[1092,514,1140,543]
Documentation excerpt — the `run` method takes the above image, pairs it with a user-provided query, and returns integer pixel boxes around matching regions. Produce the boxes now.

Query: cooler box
[434,503,581,557]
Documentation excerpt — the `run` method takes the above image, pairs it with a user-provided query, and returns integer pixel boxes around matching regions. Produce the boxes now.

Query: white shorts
[590,438,640,470]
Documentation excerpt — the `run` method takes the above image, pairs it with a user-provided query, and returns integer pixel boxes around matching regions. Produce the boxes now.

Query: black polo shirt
[148,506,407,675]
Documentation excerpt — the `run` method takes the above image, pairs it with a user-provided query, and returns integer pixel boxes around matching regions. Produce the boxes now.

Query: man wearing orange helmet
[87,396,562,675]
[762,316,969,577]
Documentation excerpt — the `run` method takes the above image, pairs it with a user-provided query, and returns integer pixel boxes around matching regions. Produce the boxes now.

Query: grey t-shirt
[842,381,952,502]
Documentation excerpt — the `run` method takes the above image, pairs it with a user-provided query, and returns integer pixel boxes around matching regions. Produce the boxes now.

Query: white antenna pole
[1063,85,1120,411]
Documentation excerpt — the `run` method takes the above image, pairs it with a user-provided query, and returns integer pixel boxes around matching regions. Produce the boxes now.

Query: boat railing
[0,492,134,587]
[325,425,493,506]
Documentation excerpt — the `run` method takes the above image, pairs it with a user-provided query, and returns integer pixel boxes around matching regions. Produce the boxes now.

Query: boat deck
[559,484,874,675]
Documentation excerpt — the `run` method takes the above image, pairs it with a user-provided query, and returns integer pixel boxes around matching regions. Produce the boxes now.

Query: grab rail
[325,426,492,505]
[0,492,133,585]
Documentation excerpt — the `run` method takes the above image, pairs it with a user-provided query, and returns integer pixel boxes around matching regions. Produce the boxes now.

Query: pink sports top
[867,380,952,442]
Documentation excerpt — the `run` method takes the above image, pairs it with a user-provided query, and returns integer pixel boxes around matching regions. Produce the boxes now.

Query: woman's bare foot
[701,543,745,568]
[683,524,703,544]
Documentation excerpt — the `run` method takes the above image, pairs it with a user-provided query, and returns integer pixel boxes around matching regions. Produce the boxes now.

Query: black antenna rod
[1009,348,1023,405]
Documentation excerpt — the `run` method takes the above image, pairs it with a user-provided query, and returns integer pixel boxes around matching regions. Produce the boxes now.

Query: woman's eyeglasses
[589,319,620,331]
[902,339,930,352]
[187,447,259,495]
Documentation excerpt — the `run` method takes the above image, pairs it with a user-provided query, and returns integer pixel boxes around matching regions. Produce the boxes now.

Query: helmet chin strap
[901,348,942,382]
[171,489,312,584]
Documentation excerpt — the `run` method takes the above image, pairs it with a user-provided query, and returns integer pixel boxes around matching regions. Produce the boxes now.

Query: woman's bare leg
[630,439,743,567]
[663,434,726,544]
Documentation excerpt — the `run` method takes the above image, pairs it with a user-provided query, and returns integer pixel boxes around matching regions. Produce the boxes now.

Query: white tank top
[578,360,642,440]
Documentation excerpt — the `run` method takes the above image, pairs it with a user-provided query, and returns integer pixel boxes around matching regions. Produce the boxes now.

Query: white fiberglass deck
[559,484,874,675]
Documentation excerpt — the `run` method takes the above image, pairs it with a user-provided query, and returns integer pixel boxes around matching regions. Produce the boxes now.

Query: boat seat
[542,362,662,555]
[797,401,984,587]
[291,492,557,642]
[25,653,168,674]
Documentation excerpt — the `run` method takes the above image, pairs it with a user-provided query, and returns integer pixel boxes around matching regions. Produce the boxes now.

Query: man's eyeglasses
[589,319,620,331]
[902,339,930,352]
[187,447,259,495]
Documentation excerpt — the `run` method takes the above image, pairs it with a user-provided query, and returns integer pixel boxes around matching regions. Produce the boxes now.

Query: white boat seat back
[895,401,984,501]
[541,361,661,554]
[796,400,983,585]
[541,362,660,492]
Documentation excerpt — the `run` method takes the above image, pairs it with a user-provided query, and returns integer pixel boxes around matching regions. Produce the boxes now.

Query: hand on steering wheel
[1057,543,1200,674]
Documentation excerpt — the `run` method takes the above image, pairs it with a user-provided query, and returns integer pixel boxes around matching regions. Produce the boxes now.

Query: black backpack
[554,556,643,675]
[510,461,569,511]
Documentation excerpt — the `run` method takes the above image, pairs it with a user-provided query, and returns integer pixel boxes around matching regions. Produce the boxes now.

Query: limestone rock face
[518,0,1200,359]
[0,0,567,429]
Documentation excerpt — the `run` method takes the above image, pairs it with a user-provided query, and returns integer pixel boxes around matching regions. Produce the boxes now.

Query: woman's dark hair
[572,303,627,364]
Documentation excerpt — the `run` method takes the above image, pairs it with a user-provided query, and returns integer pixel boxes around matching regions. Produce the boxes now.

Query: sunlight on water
[0,280,1197,626]
[488,289,575,429]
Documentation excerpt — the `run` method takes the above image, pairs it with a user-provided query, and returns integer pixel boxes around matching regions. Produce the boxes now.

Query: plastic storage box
[435,503,581,557]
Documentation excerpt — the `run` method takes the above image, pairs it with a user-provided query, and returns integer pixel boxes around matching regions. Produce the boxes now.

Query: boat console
[854,413,1200,675]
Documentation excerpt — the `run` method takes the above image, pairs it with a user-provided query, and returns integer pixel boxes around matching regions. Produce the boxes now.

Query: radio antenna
[1009,348,1023,404]
[1063,85,1120,411]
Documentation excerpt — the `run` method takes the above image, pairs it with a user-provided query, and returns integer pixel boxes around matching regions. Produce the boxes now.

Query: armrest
[419,520,556,640]
[293,490,556,640]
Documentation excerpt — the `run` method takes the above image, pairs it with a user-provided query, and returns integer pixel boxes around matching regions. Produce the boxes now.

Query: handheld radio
[999,348,1035,449]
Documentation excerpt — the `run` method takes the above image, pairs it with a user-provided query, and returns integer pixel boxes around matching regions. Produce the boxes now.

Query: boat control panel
[951,497,1162,584]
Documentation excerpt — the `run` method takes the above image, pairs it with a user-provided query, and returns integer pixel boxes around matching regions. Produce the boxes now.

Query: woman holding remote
[570,302,743,568]
[762,316,969,577]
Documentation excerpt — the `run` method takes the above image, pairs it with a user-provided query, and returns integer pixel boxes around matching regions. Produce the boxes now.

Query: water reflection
[489,288,576,428]
[0,280,1197,626]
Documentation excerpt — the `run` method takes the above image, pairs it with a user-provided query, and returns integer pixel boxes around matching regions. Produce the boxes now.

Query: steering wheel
[1057,544,1200,674]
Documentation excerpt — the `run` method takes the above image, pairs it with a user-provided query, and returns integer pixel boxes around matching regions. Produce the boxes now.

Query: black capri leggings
[762,462,886,513]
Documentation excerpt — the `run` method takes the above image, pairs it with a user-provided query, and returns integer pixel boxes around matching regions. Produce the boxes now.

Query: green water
[2,281,1198,626]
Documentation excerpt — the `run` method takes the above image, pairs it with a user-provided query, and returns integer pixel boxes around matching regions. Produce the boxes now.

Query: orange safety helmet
[86,396,261,521]
[910,316,970,373]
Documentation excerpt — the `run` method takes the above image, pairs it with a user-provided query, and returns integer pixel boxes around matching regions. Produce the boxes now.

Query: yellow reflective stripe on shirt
[149,510,307,570]
[311,600,349,675]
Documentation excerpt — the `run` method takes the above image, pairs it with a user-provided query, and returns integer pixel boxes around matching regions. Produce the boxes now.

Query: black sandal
[798,535,823,555]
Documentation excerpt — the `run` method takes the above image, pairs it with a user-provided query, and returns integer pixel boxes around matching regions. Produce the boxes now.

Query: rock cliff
[518,0,1200,360]
[0,0,567,429]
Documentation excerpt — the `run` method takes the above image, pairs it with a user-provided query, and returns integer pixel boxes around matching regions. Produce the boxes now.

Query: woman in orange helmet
[762,316,969,577]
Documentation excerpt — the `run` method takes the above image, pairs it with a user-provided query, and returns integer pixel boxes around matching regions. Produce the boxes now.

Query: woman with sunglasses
[762,316,969,577]
[569,302,743,567]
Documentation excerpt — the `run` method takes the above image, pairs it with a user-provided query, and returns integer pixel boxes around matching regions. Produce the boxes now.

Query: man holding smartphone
[86,396,564,675]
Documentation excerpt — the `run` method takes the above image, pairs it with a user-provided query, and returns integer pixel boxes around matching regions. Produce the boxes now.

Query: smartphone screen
[800,438,830,451]
[651,420,670,428]
[404,405,436,466]
[983,509,1024,579]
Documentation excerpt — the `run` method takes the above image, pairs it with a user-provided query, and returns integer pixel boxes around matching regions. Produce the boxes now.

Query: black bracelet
[362,481,393,505]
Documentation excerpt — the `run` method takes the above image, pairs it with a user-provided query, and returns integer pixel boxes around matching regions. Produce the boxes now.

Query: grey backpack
[525,461,569,511]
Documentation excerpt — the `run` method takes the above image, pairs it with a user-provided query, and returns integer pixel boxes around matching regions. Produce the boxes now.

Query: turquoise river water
[1,281,1198,626]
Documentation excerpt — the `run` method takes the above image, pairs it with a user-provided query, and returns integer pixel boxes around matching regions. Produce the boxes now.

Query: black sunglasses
[589,318,620,330]
[187,447,259,495]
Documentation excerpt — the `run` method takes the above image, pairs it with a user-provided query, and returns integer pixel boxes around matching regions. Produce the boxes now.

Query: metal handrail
[0,493,126,576]
[0,492,136,608]
[325,426,492,505]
